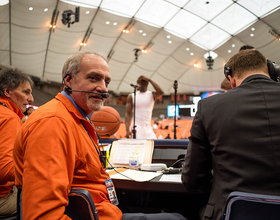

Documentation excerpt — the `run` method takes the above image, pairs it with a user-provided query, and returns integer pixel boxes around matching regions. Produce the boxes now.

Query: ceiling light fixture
[49,9,59,32]
[44,8,48,12]
[106,21,110,25]
[61,7,80,28]
[28,7,33,11]
[113,22,117,25]
[206,51,214,70]
[123,19,135,34]
[86,11,90,14]
[269,28,280,41]
[142,41,154,54]
[80,27,93,47]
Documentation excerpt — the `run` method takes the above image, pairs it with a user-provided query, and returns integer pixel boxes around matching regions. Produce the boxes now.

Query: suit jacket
[181,74,280,220]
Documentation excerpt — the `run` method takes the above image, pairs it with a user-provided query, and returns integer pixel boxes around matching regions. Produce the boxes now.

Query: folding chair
[17,188,99,220]
[222,191,280,220]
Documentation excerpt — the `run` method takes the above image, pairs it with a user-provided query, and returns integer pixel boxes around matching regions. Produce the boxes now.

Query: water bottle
[129,152,139,170]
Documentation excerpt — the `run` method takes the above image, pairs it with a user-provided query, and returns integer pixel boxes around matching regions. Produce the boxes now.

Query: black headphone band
[224,60,280,82]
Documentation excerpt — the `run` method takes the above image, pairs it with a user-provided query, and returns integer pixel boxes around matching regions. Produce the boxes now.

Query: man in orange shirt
[0,67,33,217]
[13,50,187,220]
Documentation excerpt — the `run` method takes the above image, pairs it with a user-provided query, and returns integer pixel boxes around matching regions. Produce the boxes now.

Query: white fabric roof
[1,0,280,95]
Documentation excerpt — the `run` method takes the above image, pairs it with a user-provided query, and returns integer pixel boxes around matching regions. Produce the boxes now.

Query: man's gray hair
[62,50,107,79]
[0,66,33,97]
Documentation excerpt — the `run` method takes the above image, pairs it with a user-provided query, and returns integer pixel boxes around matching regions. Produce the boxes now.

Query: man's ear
[64,73,72,88]
[4,88,11,98]
[228,75,236,88]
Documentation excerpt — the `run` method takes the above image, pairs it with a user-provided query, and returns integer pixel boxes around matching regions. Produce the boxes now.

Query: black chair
[17,188,99,220]
[65,189,99,220]
[222,191,280,220]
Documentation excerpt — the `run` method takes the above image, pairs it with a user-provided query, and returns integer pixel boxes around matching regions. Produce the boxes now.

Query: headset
[62,72,110,99]
[224,60,280,82]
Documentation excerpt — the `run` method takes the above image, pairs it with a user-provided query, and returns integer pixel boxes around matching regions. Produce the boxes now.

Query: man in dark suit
[181,49,280,220]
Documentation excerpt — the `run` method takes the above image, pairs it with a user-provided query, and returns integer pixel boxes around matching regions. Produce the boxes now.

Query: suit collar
[241,74,271,85]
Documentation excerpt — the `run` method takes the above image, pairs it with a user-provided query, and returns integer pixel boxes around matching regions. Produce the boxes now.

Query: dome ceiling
[0,0,279,95]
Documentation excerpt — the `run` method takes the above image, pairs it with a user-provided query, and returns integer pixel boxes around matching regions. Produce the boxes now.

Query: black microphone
[65,87,109,98]
[130,83,141,89]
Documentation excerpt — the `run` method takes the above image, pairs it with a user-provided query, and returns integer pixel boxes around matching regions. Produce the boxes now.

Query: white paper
[159,174,182,183]
[113,140,147,164]
[109,169,162,182]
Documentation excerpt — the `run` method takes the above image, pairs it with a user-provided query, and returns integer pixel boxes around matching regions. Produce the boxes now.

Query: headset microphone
[64,87,109,98]
[130,83,141,89]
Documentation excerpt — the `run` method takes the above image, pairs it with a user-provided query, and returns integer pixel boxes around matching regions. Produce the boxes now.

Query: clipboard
[108,139,154,168]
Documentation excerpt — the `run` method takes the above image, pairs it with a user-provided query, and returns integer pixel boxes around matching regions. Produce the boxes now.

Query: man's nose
[28,94,34,103]
[96,80,108,92]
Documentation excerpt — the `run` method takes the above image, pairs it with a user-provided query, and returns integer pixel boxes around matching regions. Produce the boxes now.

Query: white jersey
[130,91,156,139]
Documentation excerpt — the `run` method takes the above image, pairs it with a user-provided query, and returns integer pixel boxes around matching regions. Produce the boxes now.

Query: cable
[169,158,185,168]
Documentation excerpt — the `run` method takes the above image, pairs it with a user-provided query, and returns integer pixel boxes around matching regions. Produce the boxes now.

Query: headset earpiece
[64,86,72,93]
[224,63,231,81]
[267,60,280,82]
[62,72,72,93]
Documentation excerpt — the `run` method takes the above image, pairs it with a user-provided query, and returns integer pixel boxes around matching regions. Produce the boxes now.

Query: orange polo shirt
[13,93,122,220]
[0,97,23,197]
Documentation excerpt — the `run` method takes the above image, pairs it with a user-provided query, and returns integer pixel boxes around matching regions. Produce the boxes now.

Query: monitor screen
[200,91,222,99]
[167,105,179,117]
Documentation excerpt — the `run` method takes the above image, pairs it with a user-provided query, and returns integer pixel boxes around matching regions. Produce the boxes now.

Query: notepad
[108,140,154,168]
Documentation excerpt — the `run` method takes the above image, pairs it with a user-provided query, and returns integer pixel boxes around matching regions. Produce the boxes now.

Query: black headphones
[224,60,280,82]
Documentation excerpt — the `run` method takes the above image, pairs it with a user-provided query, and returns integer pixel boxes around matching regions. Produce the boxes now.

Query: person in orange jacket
[0,67,33,216]
[13,50,187,220]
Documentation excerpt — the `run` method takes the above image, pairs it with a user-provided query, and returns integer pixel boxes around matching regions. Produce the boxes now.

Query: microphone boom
[67,88,109,98]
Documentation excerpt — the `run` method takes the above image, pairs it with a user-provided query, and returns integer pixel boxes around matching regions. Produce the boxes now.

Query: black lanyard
[80,119,105,168]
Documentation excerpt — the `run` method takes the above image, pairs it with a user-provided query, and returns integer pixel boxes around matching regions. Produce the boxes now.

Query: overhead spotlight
[80,27,93,47]
[49,9,59,32]
[141,41,154,54]
[123,19,136,34]
[61,7,80,28]
[206,52,214,70]
[133,48,141,62]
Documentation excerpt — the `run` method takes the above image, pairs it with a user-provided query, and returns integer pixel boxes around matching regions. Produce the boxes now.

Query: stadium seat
[222,191,280,220]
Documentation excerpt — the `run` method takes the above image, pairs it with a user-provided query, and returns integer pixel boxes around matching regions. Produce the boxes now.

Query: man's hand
[137,75,149,83]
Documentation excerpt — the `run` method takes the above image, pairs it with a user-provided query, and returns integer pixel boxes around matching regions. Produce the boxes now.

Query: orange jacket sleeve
[14,116,75,220]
